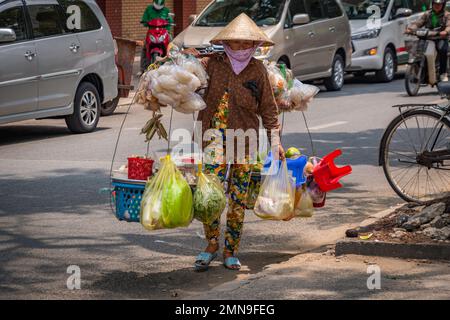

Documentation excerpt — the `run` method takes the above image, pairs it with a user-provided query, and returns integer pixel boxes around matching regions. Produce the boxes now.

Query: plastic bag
[254,160,295,220]
[294,186,314,218]
[290,79,319,112]
[194,165,227,225]
[140,155,193,230]
[176,54,209,86]
[177,93,207,113]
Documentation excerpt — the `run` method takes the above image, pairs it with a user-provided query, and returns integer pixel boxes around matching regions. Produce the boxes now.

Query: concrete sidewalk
[188,250,450,300]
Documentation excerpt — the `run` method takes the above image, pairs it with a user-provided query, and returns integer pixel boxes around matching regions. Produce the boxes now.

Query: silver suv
[0,0,118,133]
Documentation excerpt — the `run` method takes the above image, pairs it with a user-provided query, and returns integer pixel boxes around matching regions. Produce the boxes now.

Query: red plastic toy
[313,150,352,193]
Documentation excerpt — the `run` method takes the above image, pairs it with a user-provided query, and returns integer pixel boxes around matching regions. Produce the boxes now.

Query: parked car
[343,0,428,82]
[173,0,352,91]
[0,0,118,133]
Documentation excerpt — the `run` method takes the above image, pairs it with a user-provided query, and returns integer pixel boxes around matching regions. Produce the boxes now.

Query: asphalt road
[0,71,443,299]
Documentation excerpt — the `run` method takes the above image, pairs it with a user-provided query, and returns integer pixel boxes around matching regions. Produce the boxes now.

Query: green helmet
[153,0,165,10]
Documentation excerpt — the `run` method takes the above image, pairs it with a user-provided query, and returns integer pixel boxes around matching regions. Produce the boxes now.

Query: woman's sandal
[194,252,218,272]
[223,256,241,271]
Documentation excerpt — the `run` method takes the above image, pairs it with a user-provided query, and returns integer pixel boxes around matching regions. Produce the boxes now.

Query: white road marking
[309,121,348,131]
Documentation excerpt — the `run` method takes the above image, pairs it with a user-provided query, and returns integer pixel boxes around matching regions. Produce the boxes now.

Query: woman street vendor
[187,14,285,271]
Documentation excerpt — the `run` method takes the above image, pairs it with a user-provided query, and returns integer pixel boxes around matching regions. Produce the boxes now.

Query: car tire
[376,47,396,82]
[65,82,100,134]
[101,96,119,116]
[324,54,345,91]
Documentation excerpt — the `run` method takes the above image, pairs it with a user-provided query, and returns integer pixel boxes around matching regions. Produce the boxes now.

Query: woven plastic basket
[112,180,145,222]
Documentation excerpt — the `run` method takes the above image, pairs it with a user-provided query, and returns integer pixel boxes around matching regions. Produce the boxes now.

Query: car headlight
[351,29,381,41]
[159,35,166,42]
[150,35,156,43]
[255,45,273,57]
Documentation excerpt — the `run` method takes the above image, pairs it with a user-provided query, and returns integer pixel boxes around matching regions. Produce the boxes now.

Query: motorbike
[141,18,170,73]
[404,28,448,96]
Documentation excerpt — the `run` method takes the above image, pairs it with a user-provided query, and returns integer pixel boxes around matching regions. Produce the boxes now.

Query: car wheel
[101,96,119,116]
[65,82,100,134]
[376,48,396,82]
[324,54,345,91]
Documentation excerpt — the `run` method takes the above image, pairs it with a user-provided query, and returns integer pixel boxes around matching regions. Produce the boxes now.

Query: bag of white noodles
[290,79,320,112]
[140,155,193,230]
[254,159,295,221]
[193,164,227,225]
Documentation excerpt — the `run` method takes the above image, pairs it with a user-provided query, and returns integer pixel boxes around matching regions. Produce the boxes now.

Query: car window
[304,0,326,21]
[58,0,101,32]
[289,0,307,15]
[408,0,429,13]
[0,5,27,43]
[195,0,286,27]
[28,5,65,38]
[323,0,343,18]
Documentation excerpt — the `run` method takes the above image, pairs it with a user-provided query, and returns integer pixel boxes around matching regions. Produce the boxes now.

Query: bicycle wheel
[405,63,422,97]
[380,108,450,202]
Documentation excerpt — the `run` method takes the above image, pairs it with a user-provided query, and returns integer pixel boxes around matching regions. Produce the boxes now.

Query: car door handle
[24,51,36,61]
[308,31,315,38]
[329,26,336,32]
[69,43,80,53]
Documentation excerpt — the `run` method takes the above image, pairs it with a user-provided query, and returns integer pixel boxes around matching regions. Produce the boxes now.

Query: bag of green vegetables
[140,155,193,230]
[194,164,227,225]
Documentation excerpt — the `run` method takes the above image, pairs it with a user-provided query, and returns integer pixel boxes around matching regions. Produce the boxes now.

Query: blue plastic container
[112,181,145,223]
[263,152,308,187]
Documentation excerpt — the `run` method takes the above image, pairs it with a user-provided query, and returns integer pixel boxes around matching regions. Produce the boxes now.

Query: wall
[97,0,212,41]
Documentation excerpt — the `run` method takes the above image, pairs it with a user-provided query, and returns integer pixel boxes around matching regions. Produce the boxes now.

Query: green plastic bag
[140,155,193,230]
[194,164,227,225]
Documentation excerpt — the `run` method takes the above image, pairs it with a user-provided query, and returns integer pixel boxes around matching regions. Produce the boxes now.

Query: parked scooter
[140,18,170,73]
[405,28,449,96]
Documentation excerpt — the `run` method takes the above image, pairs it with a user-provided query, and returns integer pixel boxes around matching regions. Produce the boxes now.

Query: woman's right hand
[181,47,201,58]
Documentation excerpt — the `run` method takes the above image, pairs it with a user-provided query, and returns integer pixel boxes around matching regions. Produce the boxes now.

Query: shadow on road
[90,251,295,299]
[0,126,110,147]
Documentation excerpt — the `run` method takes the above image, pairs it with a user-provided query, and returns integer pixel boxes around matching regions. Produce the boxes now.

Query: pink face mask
[223,43,258,75]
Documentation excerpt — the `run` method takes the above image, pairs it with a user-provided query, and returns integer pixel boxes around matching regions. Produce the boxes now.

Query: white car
[343,0,427,82]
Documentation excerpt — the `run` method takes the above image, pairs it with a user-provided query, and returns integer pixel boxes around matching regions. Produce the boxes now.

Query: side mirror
[0,28,16,43]
[189,14,197,24]
[395,8,412,18]
[293,13,310,25]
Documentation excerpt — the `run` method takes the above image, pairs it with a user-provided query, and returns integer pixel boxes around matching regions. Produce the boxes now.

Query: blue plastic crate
[263,152,308,187]
[112,181,145,223]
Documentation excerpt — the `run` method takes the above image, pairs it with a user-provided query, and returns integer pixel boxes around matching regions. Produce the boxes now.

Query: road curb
[336,239,450,261]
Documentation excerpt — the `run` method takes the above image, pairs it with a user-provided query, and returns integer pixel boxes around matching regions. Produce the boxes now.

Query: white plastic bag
[254,160,295,220]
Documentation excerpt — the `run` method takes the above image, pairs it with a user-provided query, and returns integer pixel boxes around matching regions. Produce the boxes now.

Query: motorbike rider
[406,0,450,82]
[141,0,173,33]
[140,0,173,73]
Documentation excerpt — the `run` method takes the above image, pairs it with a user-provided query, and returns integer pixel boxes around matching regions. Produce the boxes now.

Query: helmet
[153,0,165,10]
[432,0,446,4]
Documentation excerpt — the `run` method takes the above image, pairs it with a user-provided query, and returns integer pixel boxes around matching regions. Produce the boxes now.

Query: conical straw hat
[211,13,274,47]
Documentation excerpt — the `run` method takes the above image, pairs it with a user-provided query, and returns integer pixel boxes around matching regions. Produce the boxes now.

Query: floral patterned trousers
[203,91,253,255]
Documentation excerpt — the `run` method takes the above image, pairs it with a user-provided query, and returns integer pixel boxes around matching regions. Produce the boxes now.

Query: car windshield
[195,0,286,27]
[342,0,388,20]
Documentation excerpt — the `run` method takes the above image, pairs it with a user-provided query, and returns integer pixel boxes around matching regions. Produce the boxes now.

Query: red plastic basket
[128,157,154,181]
